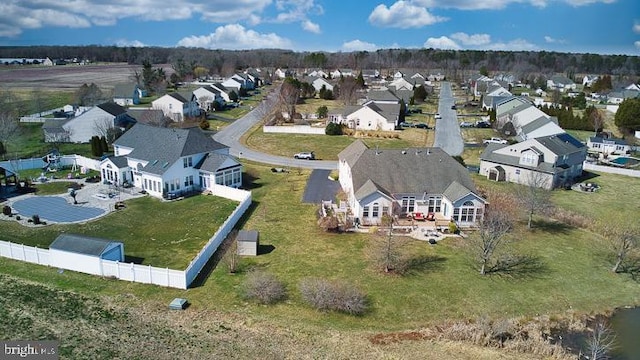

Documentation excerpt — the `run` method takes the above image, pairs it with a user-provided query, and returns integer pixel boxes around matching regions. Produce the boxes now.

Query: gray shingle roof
[50,233,121,256]
[106,155,129,168]
[588,136,628,145]
[341,142,478,199]
[113,123,227,175]
[97,102,127,117]
[194,152,235,173]
[536,133,584,155]
[113,83,138,98]
[480,143,556,174]
[366,89,400,103]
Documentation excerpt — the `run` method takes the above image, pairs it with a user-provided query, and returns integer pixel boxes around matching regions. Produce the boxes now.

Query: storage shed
[49,233,124,275]
[237,230,259,256]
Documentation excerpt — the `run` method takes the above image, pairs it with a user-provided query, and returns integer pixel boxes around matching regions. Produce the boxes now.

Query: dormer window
[183,157,193,168]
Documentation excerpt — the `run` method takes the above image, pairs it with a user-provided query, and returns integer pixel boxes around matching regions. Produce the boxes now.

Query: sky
[1,0,639,55]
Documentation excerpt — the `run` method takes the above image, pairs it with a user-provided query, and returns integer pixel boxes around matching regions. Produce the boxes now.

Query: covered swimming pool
[12,196,105,223]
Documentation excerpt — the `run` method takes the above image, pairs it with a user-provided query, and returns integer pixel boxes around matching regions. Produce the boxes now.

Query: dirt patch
[0,63,173,91]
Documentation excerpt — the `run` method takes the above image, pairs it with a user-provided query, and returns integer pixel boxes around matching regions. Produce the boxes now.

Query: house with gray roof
[151,92,200,122]
[100,123,241,199]
[547,75,576,93]
[44,102,135,143]
[586,136,631,155]
[193,85,226,112]
[479,133,586,189]
[113,83,141,106]
[338,140,486,227]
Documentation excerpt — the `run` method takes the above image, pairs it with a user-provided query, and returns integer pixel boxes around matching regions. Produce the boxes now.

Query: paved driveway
[302,170,340,204]
[433,82,464,156]
[213,88,337,170]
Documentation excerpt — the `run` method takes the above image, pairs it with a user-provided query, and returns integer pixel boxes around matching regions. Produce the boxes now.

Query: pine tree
[100,136,109,153]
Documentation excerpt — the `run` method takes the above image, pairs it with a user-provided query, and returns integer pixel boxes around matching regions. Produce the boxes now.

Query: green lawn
[1,195,238,269]
[3,123,94,160]
[3,162,638,334]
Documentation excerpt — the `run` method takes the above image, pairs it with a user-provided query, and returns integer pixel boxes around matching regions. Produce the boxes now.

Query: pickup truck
[483,137,508,145]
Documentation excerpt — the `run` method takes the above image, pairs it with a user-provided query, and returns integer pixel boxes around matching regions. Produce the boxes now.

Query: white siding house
[151,93,200,122]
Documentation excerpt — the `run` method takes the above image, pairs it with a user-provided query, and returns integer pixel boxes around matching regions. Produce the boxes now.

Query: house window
[232,168,241,184]
[184,175,194,187]
[515,169,520,175]
[401,197,415,213]
[455,200,480,223]
[215,173,224,185]
[428,196,442,213]
[382,205,389,216]
[183,157,193,168]
[144,178,148,190]
[372,203,379,217]
[363,206,370,218]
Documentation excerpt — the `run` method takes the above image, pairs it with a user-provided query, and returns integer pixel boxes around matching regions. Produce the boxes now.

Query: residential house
[274,68,288,79]
[207,83,232,102]
[193,85,226,112]
[625,83,640,92]
[221,77,242,94]
[113,83,141,106]
[44,102,135,143]
[307,69,328,78]
[606,90,639,104]
[365,89,401,104]
[496,99,564,141]
[479,133,586,189]
[151,92,200,122]
[100,123,242,199]
[392,71,404,79]
[582,75,598,88]
[388,77,414,91]
[126,109,169,127]
[361,69,380,81]
[547,75,576,93]
[338,140,487,227]
[587,136,631,155]
[305,76,334,93]
[330,102,401,131]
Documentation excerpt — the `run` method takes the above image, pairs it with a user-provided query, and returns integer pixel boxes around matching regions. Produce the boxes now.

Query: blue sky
[1,0,639,55]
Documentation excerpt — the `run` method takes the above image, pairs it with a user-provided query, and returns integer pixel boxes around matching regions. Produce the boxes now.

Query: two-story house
[479,133,586,189]
[151,92,200,122]
[100,124,242,199]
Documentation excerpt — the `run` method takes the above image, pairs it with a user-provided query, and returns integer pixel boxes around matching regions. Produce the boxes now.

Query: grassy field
[1,161,639,358]
[3,123,94,160]
[1,195,238,269]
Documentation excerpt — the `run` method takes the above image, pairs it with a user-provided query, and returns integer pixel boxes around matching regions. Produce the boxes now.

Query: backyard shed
[237,230,259,256]
[49,233,124,275]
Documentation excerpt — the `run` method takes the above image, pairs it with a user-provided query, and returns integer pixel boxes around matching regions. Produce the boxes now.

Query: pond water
[610,307,640,359]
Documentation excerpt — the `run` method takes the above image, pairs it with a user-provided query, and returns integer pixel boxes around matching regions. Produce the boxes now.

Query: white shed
[49,234,124,275]
[237,230,259,256]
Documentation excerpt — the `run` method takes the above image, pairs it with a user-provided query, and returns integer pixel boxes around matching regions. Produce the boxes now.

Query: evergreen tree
[615,98,640,130]
[0,141,5,159]
[100,136,109,153]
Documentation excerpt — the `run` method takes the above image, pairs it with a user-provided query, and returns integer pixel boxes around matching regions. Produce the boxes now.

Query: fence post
[21,244,26,261]
[116,261,120,278]
[166,267,170,287]
[148,265,152,284]
[131,263,135,281]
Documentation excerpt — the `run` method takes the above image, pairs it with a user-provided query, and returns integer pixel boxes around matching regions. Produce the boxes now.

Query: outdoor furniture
[426,212,435,221]
[412,212,426,221]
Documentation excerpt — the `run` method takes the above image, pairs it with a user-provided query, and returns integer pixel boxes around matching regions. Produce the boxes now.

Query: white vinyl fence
[263,125,326,135]
[583,163,640,177]
[0,154,101,173]
[0,185,252,289]
[185,186,252,286]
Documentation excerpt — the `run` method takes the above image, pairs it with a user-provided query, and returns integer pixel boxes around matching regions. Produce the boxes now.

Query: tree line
[1,46,638,79]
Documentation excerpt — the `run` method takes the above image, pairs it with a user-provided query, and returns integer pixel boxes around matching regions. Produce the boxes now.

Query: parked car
[459,121,474,128]
[475,121,491,128]
[483,137,508,145]
[415,123,430,129]
[400,121,415,128]
[434,113,442,119]
[451,105,457,110]
[294,151,315,160]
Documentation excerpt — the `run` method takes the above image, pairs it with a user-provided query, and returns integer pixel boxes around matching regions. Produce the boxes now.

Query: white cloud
[302,20,321,34]
[423,36,461,50]
[0,0,273,37]
[544,35,566,44]
[633,23,640,34]
[342,39,378,52]
[115,39,146,47]
[369,1,447,28]
[176,24,292,50]
[450,32,491,46]
[414,0,614,9]
[487,38,538,51]
[635,41,640,49]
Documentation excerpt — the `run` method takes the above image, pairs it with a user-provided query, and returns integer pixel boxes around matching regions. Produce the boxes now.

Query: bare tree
[369,214,407,274]
[588,106,605,134]
[277,78,301,120]
[515,172,552,229]
[222,230,240,274]
[0,89,21,156]
[586,321,616,360]
[336,77,361,106]
[605,225,638,273]
[473,208,513,275]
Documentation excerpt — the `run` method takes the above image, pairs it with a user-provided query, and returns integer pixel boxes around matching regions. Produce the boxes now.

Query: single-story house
[587,136,631,155]
[479,133,586,189]
[49,233,124,275]
[338,140,487,227]
[329,101,401,131]
[100,123,242,199]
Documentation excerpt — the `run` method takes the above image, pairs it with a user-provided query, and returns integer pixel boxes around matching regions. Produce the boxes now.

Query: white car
[434,113,442,119]
[483,137,508,145]
[294,151,315,160]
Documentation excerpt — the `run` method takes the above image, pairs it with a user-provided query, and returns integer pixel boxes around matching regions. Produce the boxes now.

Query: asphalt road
[433,82,464,156]
[212,89,337,170]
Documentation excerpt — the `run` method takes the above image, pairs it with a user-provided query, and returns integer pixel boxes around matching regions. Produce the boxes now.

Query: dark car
[475,121,491,128]
[451,105,457,110]
[415,123,430,129]
[400,121,415,128]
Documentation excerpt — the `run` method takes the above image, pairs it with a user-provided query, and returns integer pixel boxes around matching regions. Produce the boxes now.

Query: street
[433,82,464,156]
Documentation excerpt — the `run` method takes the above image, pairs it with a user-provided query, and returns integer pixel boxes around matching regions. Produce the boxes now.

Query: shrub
[448,221,458,234]
[15,215,21,221]
[299,278,368,315]
[199,119,210,130]
[32,214,41,225]
[325,122,343,135]
[2,205,11,216]
[243,270,287,305]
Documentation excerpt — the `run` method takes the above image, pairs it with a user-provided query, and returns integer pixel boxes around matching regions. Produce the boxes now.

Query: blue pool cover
[12,196,105,223]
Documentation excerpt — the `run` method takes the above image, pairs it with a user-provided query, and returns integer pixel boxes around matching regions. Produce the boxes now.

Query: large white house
[338,140,487,227]
[43,102,135,143]
[100,124,242,199]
